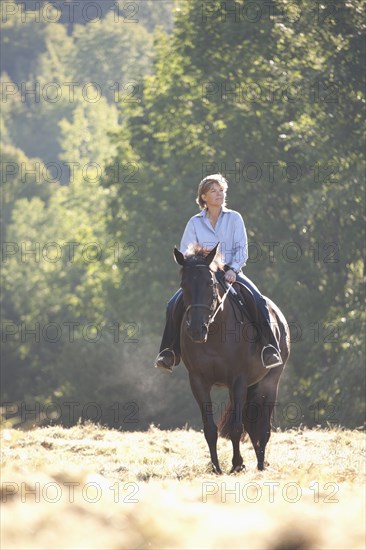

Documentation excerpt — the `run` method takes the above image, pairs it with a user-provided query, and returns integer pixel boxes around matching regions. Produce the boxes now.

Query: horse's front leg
[230,374,247,474]
[189,373,222,475]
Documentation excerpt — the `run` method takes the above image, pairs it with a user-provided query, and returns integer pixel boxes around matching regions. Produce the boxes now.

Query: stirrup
[261,345,283,369]
[154,348,176,373]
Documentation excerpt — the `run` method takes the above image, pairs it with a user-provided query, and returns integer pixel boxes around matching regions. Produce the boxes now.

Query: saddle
[216,271,259,328]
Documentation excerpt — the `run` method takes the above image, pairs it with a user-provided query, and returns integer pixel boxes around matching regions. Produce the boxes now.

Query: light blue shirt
[180,206,248,272]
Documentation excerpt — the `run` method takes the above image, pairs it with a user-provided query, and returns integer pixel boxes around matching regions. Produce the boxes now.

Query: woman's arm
[229,213,248,272]
[180,218,198,253]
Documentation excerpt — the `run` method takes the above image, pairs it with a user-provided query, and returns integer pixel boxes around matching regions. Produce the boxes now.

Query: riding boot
[154,289,184,373]
[235,272,282,369]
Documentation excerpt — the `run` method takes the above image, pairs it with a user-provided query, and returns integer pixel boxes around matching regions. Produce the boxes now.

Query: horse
[173,243,290,474]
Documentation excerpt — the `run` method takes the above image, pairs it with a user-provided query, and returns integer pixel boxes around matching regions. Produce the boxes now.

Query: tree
[104,0,365,427]
[2,2,155,177]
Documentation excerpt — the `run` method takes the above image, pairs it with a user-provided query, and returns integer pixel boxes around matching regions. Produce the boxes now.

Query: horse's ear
[206,243,220,266]
[173,247,185,266]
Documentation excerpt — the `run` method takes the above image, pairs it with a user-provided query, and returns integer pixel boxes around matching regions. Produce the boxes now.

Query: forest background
[1,0,364,430]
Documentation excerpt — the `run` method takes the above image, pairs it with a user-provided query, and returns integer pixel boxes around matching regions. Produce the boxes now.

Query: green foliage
[1,2,154,176]
[1,0,364,428]
[1,0,50,82]
[0,144,55,238]
[71,12,153,103]
[1,0,158,412]
[104,0,365,426]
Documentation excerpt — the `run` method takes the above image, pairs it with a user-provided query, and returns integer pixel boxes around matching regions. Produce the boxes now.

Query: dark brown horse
[174,244,290,474]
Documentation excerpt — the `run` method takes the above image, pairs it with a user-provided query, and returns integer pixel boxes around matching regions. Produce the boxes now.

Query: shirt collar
[198,206,230,217]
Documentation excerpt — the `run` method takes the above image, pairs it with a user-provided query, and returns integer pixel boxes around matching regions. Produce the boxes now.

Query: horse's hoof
[212,465,223,475]
[257,461,270,471]
[230,464,246,474]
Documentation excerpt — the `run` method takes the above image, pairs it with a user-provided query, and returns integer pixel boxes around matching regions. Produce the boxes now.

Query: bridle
[184,264,232,325]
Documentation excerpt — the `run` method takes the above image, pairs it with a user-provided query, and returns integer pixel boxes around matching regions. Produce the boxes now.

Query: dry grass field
[1,423,365,550]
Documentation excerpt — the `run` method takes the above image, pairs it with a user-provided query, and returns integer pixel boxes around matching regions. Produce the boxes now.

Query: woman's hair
[196,174,228,210]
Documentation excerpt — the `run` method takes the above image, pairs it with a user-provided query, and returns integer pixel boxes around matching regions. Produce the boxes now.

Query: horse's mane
[184,244,224,271]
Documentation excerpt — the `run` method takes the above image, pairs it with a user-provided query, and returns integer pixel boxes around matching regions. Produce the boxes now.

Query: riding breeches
[159,288,184,355]
[235,271,280,349]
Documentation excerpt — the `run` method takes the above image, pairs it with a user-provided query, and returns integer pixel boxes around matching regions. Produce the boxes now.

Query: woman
[154,174,282,372]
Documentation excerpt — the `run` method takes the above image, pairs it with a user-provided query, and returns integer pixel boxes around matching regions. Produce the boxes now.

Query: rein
[210,282,233,322]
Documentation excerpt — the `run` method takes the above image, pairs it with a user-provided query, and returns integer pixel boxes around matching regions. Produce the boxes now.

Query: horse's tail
[218,399,246,442]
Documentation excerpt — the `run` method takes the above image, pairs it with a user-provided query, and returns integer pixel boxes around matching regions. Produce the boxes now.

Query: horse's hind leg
[189,373,222,475]
[229,374,247,474]
[244,370,282,470]
[244,394,271,471]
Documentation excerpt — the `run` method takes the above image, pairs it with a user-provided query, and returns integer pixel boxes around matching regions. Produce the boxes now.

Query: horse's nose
[189,324,208,343]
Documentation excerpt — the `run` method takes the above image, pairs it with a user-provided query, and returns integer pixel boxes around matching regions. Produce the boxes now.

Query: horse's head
[174,244,220,343]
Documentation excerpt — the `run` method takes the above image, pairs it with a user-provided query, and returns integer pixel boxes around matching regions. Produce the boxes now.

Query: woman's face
[201,183,225,209]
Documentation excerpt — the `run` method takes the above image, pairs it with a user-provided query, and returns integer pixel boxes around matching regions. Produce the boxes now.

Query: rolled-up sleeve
[230,213,248,272]
[180,218,198,253]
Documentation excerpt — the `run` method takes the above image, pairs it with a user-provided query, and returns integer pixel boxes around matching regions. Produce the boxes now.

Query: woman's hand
[224,269,237,284]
